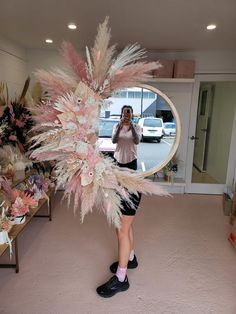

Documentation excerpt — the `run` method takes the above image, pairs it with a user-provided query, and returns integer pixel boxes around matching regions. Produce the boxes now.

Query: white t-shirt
[112,124,141,164]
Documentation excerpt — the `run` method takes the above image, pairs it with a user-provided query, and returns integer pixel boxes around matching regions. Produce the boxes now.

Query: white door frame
[185,74,236,194]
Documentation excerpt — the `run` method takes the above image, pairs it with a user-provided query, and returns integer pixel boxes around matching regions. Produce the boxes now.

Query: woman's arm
[131,124,141,144]
[112,123,121,144]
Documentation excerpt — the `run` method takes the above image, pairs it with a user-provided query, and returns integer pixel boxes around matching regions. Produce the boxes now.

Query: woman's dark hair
[120,105,133,118]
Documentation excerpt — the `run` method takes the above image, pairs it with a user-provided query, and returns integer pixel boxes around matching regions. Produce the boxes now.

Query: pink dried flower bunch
[0,215,12,232]
[10,190,37,217]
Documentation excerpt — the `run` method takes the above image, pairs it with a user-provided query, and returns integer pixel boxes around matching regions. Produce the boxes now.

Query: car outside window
[164,123,175,129]
[143,119,162,127]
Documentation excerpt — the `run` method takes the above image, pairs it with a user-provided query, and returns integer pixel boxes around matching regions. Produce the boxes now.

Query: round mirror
[98,84,181,177]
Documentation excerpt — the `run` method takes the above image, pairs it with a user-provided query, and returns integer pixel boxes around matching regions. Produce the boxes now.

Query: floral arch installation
[31,17,179,227]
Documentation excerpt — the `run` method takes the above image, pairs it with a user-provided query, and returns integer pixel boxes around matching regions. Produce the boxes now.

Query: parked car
[98,118,118,156]
[163,122,176,136]
[138,117,164,142]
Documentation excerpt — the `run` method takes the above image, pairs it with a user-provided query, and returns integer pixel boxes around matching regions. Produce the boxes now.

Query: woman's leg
[117,215,135,268]
[129,224,134,253]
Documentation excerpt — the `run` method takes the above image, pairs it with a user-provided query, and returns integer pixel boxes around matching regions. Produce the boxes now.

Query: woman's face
[122,107,132,123]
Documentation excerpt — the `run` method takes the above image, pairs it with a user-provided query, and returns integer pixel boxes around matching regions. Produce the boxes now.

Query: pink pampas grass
[61,41,89,82]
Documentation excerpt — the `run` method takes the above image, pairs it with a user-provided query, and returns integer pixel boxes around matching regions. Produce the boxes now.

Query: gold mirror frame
[137,84,181,178]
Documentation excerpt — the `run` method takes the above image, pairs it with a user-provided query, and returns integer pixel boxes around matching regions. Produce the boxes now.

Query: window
[148,92,156,99]
[128,91,135,98]
[113,91,127,98]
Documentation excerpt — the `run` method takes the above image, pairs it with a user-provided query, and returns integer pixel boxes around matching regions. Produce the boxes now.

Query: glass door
[186,77,236,194]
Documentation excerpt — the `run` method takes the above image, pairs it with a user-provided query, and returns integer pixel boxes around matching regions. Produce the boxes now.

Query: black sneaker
[96,275,129,298]
[109,255,138,274]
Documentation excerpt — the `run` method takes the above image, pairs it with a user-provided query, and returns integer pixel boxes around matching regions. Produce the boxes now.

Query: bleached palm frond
[86,47,93,81]
[109,44,146,77]
[103,61,161,97]
[30,128,62,147]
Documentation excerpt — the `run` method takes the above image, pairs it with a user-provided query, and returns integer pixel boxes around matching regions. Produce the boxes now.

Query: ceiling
[0,0,236,51]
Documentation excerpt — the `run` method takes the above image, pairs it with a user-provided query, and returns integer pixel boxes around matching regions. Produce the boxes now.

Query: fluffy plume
[114,168,169,196]
[92,16,116,86]
[61,41,88,82]
[35,70,76,100]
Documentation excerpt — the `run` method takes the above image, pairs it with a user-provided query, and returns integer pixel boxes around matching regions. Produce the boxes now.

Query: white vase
[13,215,26,225]
[0,230,8,244]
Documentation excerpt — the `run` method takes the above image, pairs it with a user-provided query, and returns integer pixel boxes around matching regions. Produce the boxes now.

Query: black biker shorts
[116,159,142,216]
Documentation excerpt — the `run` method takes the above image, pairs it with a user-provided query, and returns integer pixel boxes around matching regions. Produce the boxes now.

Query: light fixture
[68,23,77,30]
[206,24,216,30]
[45,38,53,44]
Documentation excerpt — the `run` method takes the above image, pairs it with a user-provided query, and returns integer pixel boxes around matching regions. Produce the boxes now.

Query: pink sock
[116,266,127,282]
[129,249,135,261]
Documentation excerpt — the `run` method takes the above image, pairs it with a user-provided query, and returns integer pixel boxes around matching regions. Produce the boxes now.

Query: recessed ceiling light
[68,23,77,30]
[206,24,216,30]
[45,38,53,44]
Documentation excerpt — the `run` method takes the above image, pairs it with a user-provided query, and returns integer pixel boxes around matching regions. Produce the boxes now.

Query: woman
[96,105,142,298]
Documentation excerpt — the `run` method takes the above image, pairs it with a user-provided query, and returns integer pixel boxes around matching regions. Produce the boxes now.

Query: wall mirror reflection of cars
[98,86,176,171]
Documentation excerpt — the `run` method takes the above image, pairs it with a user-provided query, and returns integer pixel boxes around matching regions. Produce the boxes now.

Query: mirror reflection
[98,86,176,172]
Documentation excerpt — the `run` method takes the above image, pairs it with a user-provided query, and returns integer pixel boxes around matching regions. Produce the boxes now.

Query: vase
[164,171,174,183]
[13,215,26,225]
[0,230,8,245]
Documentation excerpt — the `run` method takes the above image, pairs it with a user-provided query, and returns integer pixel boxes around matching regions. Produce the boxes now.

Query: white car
[138,117,164,143]
[163,122,176,136]
[98,118,117,156]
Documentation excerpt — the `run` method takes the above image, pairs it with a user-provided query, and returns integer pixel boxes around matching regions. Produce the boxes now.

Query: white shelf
[147,78,195,83]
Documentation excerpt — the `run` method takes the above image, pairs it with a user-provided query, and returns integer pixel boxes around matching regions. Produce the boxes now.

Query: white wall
[0,35,28,98]
[27,49,73,87]
[148,50,236,74]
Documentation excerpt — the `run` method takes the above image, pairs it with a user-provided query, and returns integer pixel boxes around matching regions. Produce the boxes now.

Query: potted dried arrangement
[9,190,37,224]
[163,155,179,183]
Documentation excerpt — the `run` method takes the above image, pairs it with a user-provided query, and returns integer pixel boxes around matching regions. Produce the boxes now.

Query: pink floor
[0,192,236,314]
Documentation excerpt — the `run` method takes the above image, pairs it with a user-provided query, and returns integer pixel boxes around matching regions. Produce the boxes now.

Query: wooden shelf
[147,78,195,83]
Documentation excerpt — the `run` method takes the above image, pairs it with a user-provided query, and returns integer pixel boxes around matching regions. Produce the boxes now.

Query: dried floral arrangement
[0,145,32,179]
[0,101,34,152]
[0,176,37,219]
[0,79,55,179]
[30,17,169,227]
